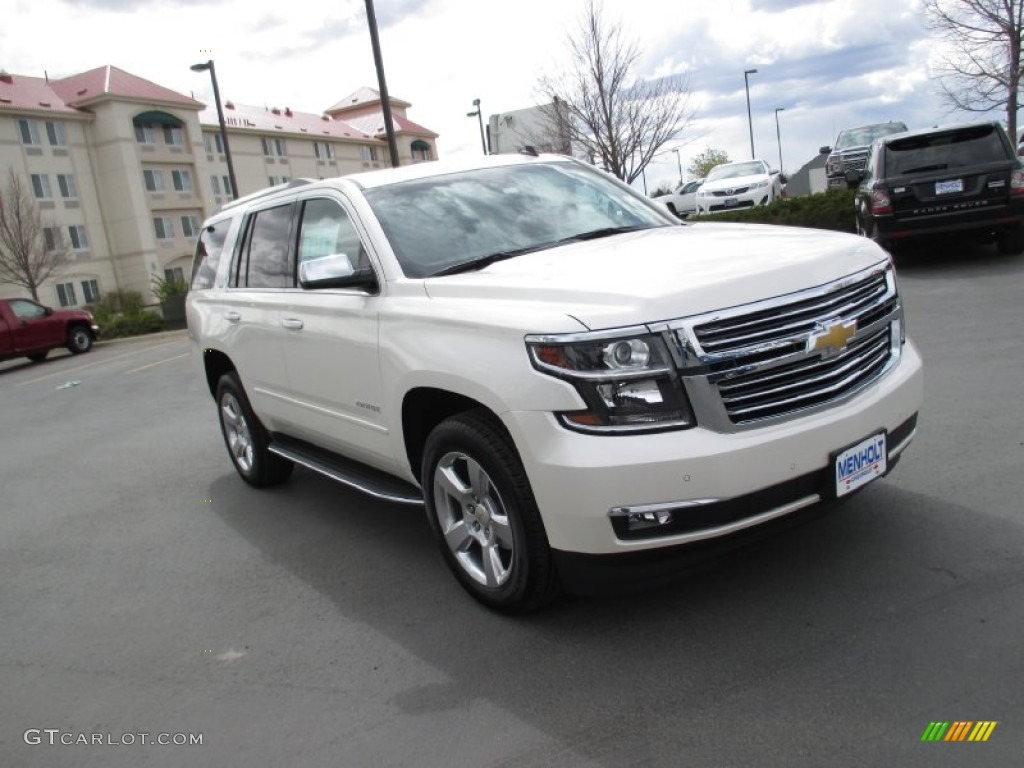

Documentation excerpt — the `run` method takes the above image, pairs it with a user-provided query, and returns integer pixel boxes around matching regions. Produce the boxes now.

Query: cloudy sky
[3,0,974,190]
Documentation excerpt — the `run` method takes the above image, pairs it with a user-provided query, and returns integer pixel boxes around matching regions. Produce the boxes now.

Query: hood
[423,225,888,331]
[701,173,770,192]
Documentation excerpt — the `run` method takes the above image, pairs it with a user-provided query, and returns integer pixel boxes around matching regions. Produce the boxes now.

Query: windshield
[705,161,767,181]
[363,161,672,278]
[836,123,907,149]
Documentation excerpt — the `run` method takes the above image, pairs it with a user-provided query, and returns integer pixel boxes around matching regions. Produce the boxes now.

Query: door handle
[223,310,241,323]
[281,318,304,330]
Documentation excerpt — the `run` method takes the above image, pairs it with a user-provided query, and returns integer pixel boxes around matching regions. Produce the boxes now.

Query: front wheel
[422,411,558,613]
[216,373,293,487]
[67,326,92,354]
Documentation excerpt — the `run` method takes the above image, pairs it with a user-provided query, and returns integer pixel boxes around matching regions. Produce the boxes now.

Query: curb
[95,328,190,347]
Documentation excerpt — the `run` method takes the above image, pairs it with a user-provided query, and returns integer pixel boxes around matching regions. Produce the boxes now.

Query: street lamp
[744,68,758,159]
[467,98,487,155]
[774,107,786,173]
[672,148,683,185]
[190,59,238,200]
[364,0,400,168]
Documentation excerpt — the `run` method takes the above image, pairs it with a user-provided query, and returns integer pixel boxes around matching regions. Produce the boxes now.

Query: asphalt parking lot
[1,244,1022,767]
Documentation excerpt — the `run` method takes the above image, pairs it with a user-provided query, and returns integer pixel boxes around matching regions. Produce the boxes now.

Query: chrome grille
[683,267,900,426]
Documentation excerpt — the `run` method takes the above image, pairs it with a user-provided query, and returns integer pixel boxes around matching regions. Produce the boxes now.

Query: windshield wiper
[902,163,948,174]
[554,225,652,244]
[429,245,546,277]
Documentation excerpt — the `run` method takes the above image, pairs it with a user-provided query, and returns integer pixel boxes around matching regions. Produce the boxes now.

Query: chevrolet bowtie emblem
[809,319,856,358]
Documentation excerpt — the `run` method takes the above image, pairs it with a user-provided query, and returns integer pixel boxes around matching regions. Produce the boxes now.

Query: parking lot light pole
[672,148,683,185]
[744,68,758,159]
[191,59,238,200]
[467,99,487,154]
[774,107,786,173]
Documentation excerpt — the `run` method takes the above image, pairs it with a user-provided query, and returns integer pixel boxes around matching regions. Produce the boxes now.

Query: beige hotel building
[0,65,438,307]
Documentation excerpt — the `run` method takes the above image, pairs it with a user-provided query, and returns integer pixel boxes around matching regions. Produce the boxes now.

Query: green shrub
[151,274,190,301]
[99,310,165,339]
[689,189,857,233]
[91,289,146,324]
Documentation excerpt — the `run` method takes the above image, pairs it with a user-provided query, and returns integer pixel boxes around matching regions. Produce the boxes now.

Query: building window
[143,169,165,192]
[204,132,224,154]
[56,282,77,307]
[57,174,78,200]
[163,125,184,146]
[164,266,184,283]
[172,169,192,193]
[81,279,100,303]
[153,217,175,240]
[181,215,200,238]
[18,119,41,145]
[360,145,379,162]
[262,137,287,157]
[68,225,89,250]
[135,124,155,144]
[210,175,221,196]
[43,227,60,252]
[411,141,432,162]
[222,175,233,197]
[30,174,52,199]
[45,121,67,147]
[268,176,291,187]
[314,141,334,160]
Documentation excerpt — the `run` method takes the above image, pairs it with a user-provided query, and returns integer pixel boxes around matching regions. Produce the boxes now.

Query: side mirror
[44,306,54,316]
[819,146,831,155]
[299,253,376,291]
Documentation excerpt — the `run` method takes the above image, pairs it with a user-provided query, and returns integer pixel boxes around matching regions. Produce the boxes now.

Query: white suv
[187,153,922,612]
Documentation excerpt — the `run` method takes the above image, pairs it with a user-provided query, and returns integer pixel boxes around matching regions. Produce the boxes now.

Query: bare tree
[689,148,731,179]
[0,169,67,301]
[925,0,1024,141]
[537,0,696,184]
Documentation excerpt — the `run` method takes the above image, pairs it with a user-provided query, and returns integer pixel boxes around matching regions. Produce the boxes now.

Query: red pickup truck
[0,297,99,363]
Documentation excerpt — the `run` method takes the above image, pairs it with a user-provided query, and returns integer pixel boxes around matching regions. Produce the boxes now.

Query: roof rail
[220,178,315,210]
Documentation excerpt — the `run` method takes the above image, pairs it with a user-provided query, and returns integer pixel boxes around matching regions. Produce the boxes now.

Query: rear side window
[239,204,294,289]
[884,125,1010,176]
[190,218,232,290]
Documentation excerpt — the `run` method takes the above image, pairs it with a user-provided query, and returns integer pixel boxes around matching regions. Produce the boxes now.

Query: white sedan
[696,160,783,215]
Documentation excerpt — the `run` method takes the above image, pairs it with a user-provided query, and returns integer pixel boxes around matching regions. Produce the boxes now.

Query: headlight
[750,179,769,190]
[527,330,695,434]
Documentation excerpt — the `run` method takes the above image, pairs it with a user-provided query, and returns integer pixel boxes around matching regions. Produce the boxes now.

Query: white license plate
[935,179,963,195]
[724,197,738,207]
[834,432,887,498]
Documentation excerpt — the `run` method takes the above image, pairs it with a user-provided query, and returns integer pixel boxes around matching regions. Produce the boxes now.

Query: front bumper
[697,188,771,215]
[501,339,923,556]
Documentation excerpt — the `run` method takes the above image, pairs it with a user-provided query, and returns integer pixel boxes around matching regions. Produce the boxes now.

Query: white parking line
[15,339,184,387]
[124,352,190,375]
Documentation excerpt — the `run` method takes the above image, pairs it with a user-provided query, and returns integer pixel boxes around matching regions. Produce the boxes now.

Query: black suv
[821,121,908,189]
[848,121,1024,254]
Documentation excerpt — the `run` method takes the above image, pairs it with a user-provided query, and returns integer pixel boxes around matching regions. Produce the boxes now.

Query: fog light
[626,510,673,532]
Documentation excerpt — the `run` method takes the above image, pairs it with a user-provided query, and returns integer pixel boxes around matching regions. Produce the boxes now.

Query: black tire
[666,203,678,217]
[27,350,48,363]
[422,411,558,613]
[215,372,293,487]
[996,229,1024,255]
[67,325,92,354]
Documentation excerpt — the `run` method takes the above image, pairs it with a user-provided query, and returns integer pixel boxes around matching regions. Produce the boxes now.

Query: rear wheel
[996,229,1024,255]
[216,373,293,487]
[422,411,558,613]
[67,326,92,354]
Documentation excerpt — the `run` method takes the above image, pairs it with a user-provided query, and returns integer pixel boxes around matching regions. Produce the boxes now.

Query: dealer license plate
[935,179,963,195]
[834,432,887,498]
[724,197,738,207]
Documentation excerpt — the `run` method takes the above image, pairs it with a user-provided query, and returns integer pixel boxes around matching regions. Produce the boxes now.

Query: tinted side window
[245,204,294,289]
[190,217,233,290]
[297,198,368,272]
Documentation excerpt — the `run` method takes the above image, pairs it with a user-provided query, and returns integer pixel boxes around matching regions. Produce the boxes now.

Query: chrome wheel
[68,326,92,354]
[220,393,254,473]
[432,450,515,588]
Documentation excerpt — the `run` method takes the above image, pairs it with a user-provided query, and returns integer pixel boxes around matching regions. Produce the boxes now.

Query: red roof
[0,73,83,116]
[50,66,201,109]
[343,112,438,139]
[325,86,411,115]
[198,101,380,141]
